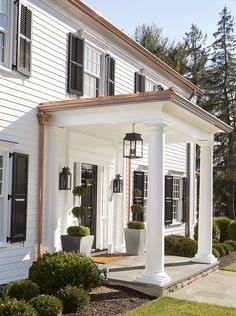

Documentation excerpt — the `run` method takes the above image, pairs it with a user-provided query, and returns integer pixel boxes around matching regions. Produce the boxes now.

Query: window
[134,72,145,93]
[0,0,10,66]
[0,154,4,242]
[84,45,101,97]
[146,79,157,92]
[172,177,181,222]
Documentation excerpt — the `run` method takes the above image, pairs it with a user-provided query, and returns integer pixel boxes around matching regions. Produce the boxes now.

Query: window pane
[0,12,7,29]
[0,198,3,241]
[0,155,2,168]
[0,0,7,14]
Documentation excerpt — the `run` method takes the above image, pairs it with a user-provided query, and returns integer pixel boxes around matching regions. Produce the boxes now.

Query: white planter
[124,228,146,255]
[61,235,94,256]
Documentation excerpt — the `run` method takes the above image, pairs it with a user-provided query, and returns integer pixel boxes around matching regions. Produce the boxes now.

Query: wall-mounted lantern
[123,124,143,159]
[59,167,72,190]
[113,174,123,193]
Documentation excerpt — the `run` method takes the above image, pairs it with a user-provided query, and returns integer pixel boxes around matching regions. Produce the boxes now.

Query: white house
[0,0,231,285]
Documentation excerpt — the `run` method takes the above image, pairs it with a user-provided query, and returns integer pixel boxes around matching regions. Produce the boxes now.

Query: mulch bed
[66,253,236,316]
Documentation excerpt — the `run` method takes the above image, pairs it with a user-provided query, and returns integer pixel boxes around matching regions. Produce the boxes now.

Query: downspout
[37,112,51,258]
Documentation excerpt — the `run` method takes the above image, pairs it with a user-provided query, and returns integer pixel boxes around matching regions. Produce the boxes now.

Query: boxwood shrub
[0,298,37,316]
[213,243,226,257]
[222,242,234,254]
[165,235,197,258]
[225,239,236,251]
[2,279,40,301]
[212,247,220,258]
[127,221,145,229]
[228,220,236,241]
[56,285,90,314]
[30,294,63,316]
[194,221,220,242]
[214,217,231,242]
[67,225,90,237]
[29,252,102,294]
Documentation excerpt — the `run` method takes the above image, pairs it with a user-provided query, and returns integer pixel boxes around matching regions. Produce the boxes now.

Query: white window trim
[168,171,185,225]
[0,0,13,70]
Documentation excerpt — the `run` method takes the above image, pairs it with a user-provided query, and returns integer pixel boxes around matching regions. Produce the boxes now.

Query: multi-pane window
[0,154,4,242]
[0,0,8,64]
[172,177,181,222]
[84,45,101,97]
[146,79,157,92]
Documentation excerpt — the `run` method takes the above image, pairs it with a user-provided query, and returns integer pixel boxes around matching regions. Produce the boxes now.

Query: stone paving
[100,255,218,297]
[168,269,236,308]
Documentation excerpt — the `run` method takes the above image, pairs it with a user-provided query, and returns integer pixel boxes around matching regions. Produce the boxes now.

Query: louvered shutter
[182,177,189,222]
[133,171,144,221]
[9,153,29,243]
[134,72,145,93]
[15,1,32,76]
[165,175,173,225]
[67,33,84,96]
[106,54,115,96]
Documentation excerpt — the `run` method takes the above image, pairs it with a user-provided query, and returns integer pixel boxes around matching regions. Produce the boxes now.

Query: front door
[81,163,97,248]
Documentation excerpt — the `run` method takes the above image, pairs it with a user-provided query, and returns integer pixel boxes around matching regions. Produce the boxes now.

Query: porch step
[106,262,219,297]
[90,248,108,256]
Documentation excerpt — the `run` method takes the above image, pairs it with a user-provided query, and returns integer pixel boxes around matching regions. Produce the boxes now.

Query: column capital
[197,140,214,148]
[38,112,51,126]
[145,120,170,130]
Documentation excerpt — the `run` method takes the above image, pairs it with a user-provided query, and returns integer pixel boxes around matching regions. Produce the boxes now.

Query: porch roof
[38,91,232,137]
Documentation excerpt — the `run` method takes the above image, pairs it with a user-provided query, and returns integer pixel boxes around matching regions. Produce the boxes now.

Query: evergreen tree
[205,7,236,218]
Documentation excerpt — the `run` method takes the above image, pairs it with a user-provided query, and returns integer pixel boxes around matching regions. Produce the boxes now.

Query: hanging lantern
[113,174,123,193]
[59,167,72,190]
[123,124,143,159]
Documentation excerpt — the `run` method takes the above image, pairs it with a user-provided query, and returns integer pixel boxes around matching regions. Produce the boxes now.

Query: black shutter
[134,72,145,93]
[15,1,32,76]
[9,153,29,243]
[68,33,84,96]
[182,177,189,222]
[165,175,173,225]
[106,54,115,96]
[133,171,144,221]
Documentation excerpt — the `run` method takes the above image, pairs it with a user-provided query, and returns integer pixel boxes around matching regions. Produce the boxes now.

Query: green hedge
[165,235,197,258]
[225,239,236,250]
[194,221,220,242]
[0,298,37,316]
[30,294,63,316]
[29,252,102,294]
[228,220,236,241]
[214,217,231,242]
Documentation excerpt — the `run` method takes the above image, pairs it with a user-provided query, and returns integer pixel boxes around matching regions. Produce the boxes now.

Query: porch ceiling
[38,91,232,144]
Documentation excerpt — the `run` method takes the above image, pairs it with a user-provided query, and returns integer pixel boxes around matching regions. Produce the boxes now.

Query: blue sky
[83,0,236,44]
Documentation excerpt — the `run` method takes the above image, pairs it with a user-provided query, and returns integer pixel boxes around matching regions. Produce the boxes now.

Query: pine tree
[205,7,236,218]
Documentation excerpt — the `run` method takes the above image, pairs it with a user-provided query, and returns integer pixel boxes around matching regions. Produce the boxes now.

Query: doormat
[90,254,126,264]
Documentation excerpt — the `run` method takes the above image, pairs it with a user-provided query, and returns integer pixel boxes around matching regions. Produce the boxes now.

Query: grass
[223,263,236,272]
[125,297,236,316]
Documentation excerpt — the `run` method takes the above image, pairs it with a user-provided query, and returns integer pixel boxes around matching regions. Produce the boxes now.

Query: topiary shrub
[165,235,197,258]
[0,298,37,316]
[212,247,220,258]
[73,186,87,196]
[56,285,90,314]
[29,252,102,294]
[30,294,62,316]
[127,221,145,229]
[228,220,236,241]
[225,239,236,251]
[214,217,231,242]
[72,206,87,220]
[213,243,226,257]
[194,221,220,242]
[67,225,90,237]
[2,279,40,301]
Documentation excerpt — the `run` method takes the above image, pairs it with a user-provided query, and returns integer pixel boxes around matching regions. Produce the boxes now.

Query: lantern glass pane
[135,140,143,158]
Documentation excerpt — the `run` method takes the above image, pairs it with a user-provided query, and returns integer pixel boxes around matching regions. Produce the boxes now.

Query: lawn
[125,297,236,316]
[223,263,236,272]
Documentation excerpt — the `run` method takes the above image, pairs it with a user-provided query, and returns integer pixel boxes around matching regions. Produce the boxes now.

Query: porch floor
[99,255,219,297]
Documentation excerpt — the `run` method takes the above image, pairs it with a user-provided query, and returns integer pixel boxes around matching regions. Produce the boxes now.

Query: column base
[192,253,218,264]
[136,271,171,286]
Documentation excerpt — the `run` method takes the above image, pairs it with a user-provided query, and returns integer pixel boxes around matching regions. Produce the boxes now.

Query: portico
[38,90,232,286]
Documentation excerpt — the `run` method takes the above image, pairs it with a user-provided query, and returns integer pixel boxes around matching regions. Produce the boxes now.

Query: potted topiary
[124,188,146,255]
[61,185,94,256]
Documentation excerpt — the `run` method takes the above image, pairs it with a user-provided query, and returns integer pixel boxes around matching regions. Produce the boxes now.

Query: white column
[137,123,171,286]
[193,141,217,264]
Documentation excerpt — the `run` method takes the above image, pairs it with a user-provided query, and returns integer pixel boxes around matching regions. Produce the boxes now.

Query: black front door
[81,163,97,248]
